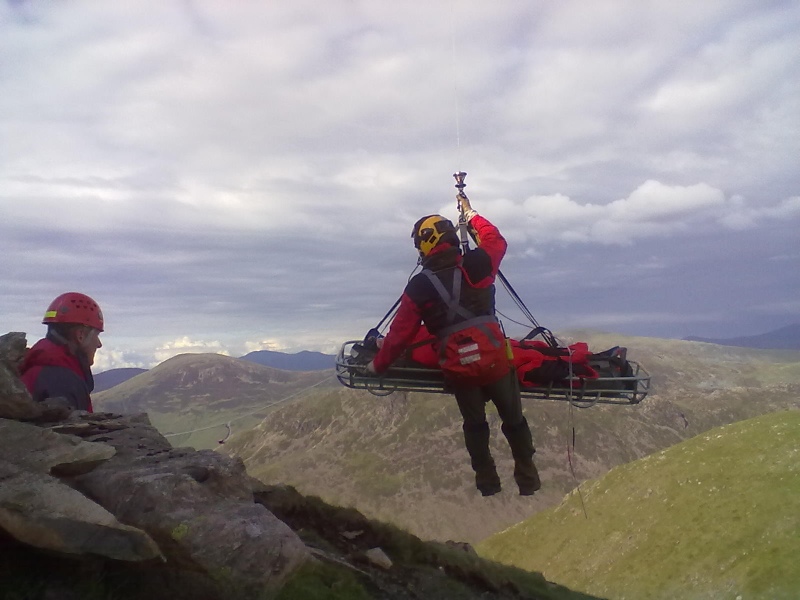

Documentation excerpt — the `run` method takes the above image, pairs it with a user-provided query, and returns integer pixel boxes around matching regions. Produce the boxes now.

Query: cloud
[491,180,798,247]
[2,1,799,367]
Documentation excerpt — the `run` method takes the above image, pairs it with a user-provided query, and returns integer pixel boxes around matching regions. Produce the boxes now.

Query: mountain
[239,349,335,371]
[683,323,800,350]
[93,367,147,392]
[221,330,800,544]
[92,350,336,393]
[477,410,800,600]
[93,333,800,545]
[93,353,337,448]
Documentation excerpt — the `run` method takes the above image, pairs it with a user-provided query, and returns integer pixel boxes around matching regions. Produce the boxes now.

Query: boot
[502,418,541,496]
[463,422,501,496]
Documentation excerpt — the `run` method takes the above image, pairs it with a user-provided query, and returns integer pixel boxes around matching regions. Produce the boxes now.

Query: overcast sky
[2,0,799,371]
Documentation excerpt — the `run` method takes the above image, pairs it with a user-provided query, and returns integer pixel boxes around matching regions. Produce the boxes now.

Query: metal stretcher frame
[336,341,651,406]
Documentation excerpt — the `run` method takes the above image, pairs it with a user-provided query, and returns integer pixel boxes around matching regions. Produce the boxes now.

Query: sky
[2,0,799,371]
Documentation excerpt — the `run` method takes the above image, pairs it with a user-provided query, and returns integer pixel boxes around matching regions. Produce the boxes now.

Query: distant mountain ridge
[684,323,800,350]
[93,367,147,392]
[94,349,336,392]
[239,349,334,371]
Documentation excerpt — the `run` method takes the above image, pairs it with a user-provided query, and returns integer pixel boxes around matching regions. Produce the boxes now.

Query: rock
[0,418,115,477]
[0,331,27,366]
[363,547,393,570]
[0,332,42,420]
[0,334,72,423]
[443,540,478,556]
[35,397,74,422]
[0,358,43,421]
[0,459,161,561]
[75,413,309,593]
[0,338,310,598]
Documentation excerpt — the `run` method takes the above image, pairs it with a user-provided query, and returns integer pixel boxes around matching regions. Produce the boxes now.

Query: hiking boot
[478,479,502,497]
[502,418,541,495]
[475,465,502,496]
[516,465,541,496]
[464,422,501,496]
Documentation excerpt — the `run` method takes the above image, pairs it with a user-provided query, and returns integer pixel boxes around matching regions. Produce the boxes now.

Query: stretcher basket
[336,340,651,406]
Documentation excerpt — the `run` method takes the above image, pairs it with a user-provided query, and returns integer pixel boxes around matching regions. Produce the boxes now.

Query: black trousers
[452,369,525,430]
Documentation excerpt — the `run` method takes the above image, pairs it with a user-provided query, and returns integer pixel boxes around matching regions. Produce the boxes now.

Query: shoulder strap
[421,270,503,359]
[421,268,476,324]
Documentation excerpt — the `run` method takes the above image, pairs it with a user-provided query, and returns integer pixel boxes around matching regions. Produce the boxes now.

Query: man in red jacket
[19,292,104,412]
[367,194,540,497]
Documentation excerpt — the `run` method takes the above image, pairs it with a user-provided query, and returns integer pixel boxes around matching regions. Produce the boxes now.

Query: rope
[564,344,589,519]
[164,373,334,441]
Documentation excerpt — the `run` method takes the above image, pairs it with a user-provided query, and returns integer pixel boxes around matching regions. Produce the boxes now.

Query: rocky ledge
[0,332,598,600]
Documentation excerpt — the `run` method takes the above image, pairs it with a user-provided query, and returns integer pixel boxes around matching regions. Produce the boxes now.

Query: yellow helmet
[411,215,457,257]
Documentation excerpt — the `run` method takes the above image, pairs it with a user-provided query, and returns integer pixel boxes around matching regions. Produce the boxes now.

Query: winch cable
[450,0,463,171]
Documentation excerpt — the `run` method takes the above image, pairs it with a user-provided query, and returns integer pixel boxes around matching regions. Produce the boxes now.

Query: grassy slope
[477,410,800,600]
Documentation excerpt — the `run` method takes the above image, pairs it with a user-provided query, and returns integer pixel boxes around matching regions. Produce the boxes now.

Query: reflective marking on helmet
[459,354,481,365]
[44,310,58,319]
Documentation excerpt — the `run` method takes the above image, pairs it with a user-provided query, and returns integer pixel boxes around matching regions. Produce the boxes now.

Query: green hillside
[91,337,800,545]
[93,353,336,449]
[477,410,800,600]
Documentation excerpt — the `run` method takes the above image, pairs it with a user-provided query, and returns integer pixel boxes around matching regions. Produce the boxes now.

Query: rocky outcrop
[71,414,308,593]
[0,332,45,420]
[0,332,309,599]
[0,418,158,561]
[1,332,599,600]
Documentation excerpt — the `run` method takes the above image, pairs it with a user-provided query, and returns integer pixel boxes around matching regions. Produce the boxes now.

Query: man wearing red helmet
[19,292,104,412]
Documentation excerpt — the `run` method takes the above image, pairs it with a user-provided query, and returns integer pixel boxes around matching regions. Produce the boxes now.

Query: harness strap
[422,268,476,323]
[437,315,502,341]
[421,269,504,367]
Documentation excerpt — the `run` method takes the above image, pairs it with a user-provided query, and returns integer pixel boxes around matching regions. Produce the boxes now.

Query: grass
[148,408,268,449]
[477,410,800,600]
[275,561,372,600]
[257,487,603,600]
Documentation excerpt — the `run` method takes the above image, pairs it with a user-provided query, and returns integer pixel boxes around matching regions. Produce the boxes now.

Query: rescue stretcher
[336,172,651,406]
[336,339,651,406]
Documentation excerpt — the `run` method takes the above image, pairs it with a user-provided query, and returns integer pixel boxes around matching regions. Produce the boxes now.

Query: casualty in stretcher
[337,327,650,405]
[336,173,651,406]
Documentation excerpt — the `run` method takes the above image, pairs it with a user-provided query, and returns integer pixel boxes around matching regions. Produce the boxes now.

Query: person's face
[76,327,102,366]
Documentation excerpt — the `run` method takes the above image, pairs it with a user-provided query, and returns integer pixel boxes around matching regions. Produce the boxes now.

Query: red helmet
[43,292,104,331]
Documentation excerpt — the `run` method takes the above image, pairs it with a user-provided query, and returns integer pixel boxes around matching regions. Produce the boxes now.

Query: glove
[457,193,478,221]
[365,360,378,375]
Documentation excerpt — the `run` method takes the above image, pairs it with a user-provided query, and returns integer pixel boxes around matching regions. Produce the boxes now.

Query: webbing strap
[420,268,505,367]
[437,315,501,340]
[421,268,476,324]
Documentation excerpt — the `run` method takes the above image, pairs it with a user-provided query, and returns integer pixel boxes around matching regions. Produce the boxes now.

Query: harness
[421,268,506,371]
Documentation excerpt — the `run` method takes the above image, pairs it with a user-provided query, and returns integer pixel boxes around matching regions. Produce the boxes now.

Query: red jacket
[19,337,94,412]
[373,214,507,373]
